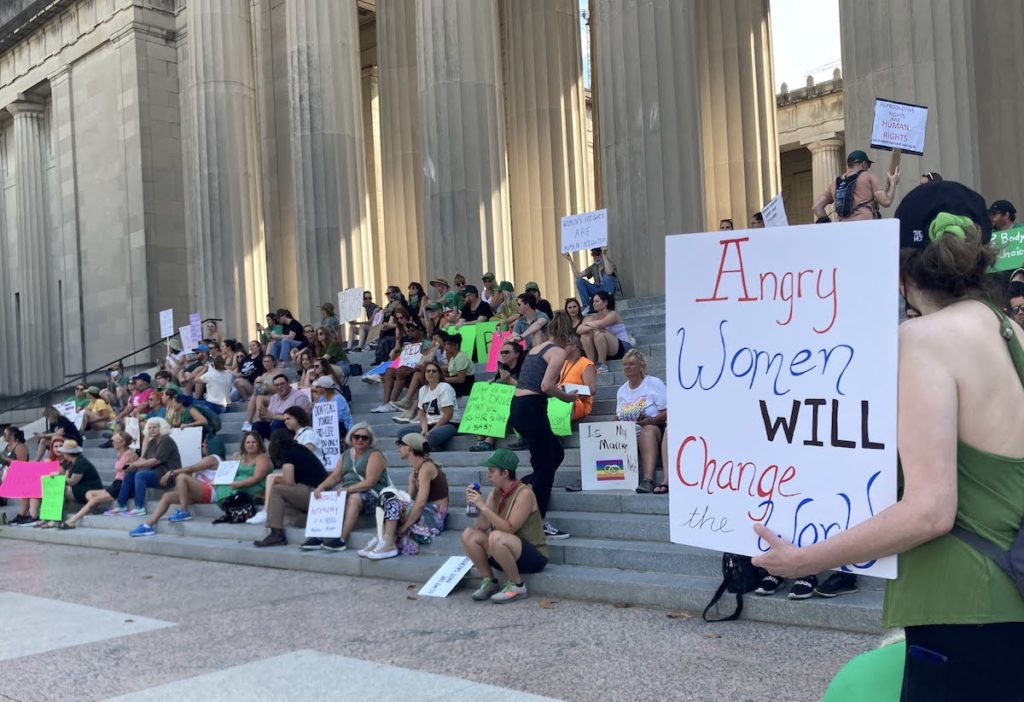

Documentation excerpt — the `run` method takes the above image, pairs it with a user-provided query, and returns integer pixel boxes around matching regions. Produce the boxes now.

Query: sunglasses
[499,350,513,355]
[424,369,440,374]
[351,434,370,441]
[1012,304,1024,315]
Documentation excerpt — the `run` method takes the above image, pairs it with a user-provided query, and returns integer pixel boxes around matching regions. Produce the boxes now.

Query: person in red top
[812,149,901,222]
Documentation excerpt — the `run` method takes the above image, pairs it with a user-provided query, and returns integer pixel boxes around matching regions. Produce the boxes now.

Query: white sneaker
[367,542,399,560]
[241,421,253,432]
[370,403,396,413]
[357,537,379,557]
[246,510,267,525]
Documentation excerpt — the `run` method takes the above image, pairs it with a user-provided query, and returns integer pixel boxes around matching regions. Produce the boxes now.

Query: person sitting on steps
[564,246,618,313]
[253,429,328,549]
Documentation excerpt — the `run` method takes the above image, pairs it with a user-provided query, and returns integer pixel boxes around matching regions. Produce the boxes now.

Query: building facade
[0,0,1021,394]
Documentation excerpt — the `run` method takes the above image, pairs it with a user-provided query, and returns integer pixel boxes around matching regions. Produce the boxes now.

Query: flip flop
[58,522,76,530]
[653,484,669,495]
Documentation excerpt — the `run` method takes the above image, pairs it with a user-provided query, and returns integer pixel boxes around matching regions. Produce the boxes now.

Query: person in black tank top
[510,312,579,540]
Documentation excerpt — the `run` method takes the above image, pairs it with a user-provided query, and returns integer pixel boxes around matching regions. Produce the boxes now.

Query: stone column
[808,138,846,205]
[839,0,980,189]
[417,0,513,282]
[187,0,268,337]
[698,0,780,228]
[503,0,593,298]
[378,0,425,289]
[285,0,373,318]
[594,0,704,297]
[9,99,56,392]
[0,122,14,392]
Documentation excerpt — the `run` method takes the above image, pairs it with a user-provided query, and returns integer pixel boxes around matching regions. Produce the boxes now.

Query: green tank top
[214,461,265,504]
[341,448,390,495]
[883,303,1024,627]
[496,483,549,559]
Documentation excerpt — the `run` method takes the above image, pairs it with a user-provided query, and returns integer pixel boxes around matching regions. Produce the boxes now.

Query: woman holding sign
[63,430,137,529]
[754,182,1024,701]
[616,350,668,495]
[470,340,525,453]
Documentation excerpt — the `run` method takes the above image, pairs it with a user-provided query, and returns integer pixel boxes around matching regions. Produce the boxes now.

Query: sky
[579,0,842,94]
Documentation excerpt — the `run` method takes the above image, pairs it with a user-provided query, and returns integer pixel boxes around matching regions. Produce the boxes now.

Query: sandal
[635,478,655,494]
[57,521,76,530]
[653,484,669,495]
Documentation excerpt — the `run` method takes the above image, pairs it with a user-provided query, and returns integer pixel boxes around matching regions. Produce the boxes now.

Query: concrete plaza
[0,541,877,701]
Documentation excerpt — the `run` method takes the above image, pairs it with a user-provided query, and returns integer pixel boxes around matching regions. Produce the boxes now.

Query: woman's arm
[232,455,272,489]
[513,315,548,342]
[443,369,467,385]
[173,455,220,477]
[313,457,344,496]
[579,312,620,332]
[562,252,582,277]
[277,462,297,487]
[184,408,208,429]
[638,409,667,428]
[431,406,454,429]
[582,364,598,395]
[344,452,386,492]
[399,463,436,532]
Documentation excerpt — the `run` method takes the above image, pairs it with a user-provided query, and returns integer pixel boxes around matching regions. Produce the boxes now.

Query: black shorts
[106,480,123,499]
[488,538,549,575]
[607,338,632,361]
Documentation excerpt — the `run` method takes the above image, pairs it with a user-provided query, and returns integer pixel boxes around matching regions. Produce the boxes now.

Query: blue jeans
[272,338,303,363]
[117,469,162,509]
[397,423,457,450]
[576,276,618,308]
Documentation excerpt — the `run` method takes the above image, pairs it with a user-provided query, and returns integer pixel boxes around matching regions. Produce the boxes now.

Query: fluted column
[187,0,267,337]
[417,0,513,282]
[378,0,426,290]
[808,138,846,204]
[0,122,15,392]
[594,0,704,297]
[9,99,56,392]
[286,0,373,318]
[839,0,980,189]
[503,0,593,298]
[698,0,780,228]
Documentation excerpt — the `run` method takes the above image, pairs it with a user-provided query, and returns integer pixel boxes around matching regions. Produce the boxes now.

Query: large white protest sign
[419,556,474,598]
[870,98,928,156]
[337,288,364,323]
[178,326,195,353]
[313,402,341,470]
[170,427,203,468]
[580,422,639,491]
[665,221,899,578]
[760,193,789,228]
[159,308,174,338]
[124,417,141,446]
[305,490,346,539]
[212,460,240,485]
[188,312,202,345]
[54,401,78,425]
[560,209,608,254]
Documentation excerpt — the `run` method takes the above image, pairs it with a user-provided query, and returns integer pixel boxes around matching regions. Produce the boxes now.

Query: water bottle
[466,482,481,516]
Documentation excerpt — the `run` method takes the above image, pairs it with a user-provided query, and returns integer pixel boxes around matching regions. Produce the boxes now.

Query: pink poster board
[0,461,62,499]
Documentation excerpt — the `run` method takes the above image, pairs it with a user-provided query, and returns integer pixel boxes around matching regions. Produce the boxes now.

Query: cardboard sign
[178,326,195,354]
[0,461,61,498]
[189,312,202,345]
[760,193,789,228]
[170,427,203,468]
[547,398,573,437]
[870,98,928,156]
[337,288,364,323]
[124,417,141,446]
[419,556,474,598]
[485,331,514,372]
[561,208,609,254]
[455,325,477,358]
[474,321,500,363]
[305,490,346,538]
[313,401,342,470]
[212,460,240,486]
[54,401,77,425]
[991,226,1024,272]
[665,221,899,578]
[159,308,174,338]
[39,475,67,521]
[580,422,640,491]
[397,343,423,369]
[457,383,515,438]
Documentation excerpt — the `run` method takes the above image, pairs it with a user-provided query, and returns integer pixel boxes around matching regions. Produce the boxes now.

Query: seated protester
[153,369,181,394]
[233,340,264,401]
[221,339,245,376]
[407,282,429,320]
[256,312,284,347]
[429,276,451,302]
[214,431,272,516]
[480,272,498,306]
[453,272,467,293]
[456,285,492,324]
[559,335,597,421]
[441,290,465,314]
[65,383,90,411]
[423,302,445,338]
[101,362,131,410]
[3,426,35,524]
[310,375,354,437]
[389,330,449,421]
[128,433,230,536]
[315,358,348,393]
[81,386,116,430]
[524,282,554,319]
[318,302,341,344]
[374,303,421,365]
[347,291,382,352]
[577,291,631,373]
[291,324,318,368]
[442,332,476,397]
[296,350,317,389]
[34,407,84,461]
[254,429,328,548]
[138,389,166,422]
[564,247,618,313]
[28,440,103,528]
[361,432,448,560]
[110,417,182,516]
[395,361,460,450]
[471,340,525,452]
[194,355,234,409]
[164,391,209,433]
[250,373,312,438]
[313,326,347,367]
[490,281,518,328]
[242,354,280,429]
[266,308,307,367]
[311,422,390,551]
[461,449,548,603]
[510,294,550,349]
[564,297,585,330]
[63,431,138,528]
[371,327,428,413]
[248,410,317,525]
[439,305,461,333]
[176,346,211,396]
[615,349,668,494]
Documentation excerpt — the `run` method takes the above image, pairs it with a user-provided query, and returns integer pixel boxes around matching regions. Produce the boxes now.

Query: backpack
[215,491,256,524]
[193,402,222,435]
[702,553,763,623]
[951,525,1024,597]
[833,170,863,219]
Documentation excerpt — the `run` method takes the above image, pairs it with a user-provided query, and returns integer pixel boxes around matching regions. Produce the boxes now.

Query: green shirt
[446,351,474,377]
[69,456,103,497]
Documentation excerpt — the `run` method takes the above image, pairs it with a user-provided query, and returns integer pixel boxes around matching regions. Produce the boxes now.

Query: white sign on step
[664,220,899,578]
[212,460,240,486]
[560,209,608,254]
[337,288,364,323]
[159,309,174,338]
[419,556,474,598]
[760,193,789,228]
[580,421,639,491]
[305,490,346,539]
[870,98,928,156]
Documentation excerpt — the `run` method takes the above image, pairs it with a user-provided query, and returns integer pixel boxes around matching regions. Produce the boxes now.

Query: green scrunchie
[928,212,975,242]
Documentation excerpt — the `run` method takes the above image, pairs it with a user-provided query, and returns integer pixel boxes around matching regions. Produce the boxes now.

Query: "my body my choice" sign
[665,221,899,578]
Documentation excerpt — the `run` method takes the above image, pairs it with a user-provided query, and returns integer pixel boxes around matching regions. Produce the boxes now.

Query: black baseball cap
[847,149,873,165]
[989,200,1017,217]
[894,181,992,250]
[463,284,479,295]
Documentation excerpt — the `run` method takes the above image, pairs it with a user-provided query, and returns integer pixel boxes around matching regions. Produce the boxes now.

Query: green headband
[928,212,975,242]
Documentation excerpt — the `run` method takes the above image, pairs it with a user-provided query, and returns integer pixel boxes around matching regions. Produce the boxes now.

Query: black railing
[0,317,219,422]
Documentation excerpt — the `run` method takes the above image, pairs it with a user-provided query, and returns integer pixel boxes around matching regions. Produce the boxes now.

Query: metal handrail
[0,317,220,421]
